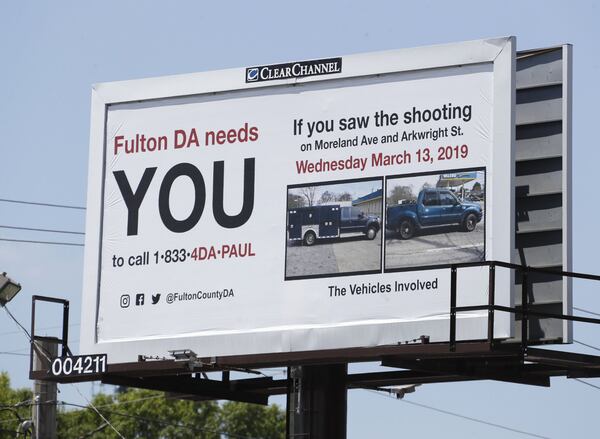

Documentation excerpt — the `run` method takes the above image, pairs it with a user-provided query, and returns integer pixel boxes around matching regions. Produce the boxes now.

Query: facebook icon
[135,293,145,306]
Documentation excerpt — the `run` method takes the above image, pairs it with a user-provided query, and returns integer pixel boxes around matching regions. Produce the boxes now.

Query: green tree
[219,401,285,439]
[58,393,118,439]
[0,372,32,438]
[58,389,221,439]
[0,375,285,438]
[57,387,284,439]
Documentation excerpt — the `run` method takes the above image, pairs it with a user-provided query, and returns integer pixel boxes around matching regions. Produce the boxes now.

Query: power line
[0,417,26,426]
[2,305,33,342]
[70,384,125,439]
[0,347,29,354]
[5,374,287,436]
[95,394,164,408]
[368,390,550,439]
[2,305,56,363]
[79,421,109,438]
[574,307,600,318]
[574,378,600,391]
[4,394,162,411]
[0,322,80,337]
[0,417,25,426]
[0,238,84,247]
[0,224,84,235]
[60,401,259,439]
[574,339,600,353]
[0,198,85,210]
[34,394,251,438]
[400,399,550,438]
[1,339,80,355]
[0,428,24,436]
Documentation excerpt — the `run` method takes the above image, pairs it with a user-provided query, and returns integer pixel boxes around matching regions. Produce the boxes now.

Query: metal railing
[28,262,600,378]
[29,295,72,373]
[449,260,600,353]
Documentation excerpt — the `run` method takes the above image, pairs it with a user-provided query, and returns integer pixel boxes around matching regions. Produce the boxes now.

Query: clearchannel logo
[245,57,342,83]
[246,68,259,82]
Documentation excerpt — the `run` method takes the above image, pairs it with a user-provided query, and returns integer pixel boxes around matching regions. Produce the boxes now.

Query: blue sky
[1,1,599,438]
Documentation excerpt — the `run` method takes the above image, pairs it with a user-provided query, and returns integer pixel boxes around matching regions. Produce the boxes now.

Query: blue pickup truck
[288,205,381,246]
[386,189,482,239]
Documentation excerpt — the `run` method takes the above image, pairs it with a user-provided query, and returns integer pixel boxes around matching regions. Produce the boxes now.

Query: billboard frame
[81,37,516,364]
[562,44,573,342]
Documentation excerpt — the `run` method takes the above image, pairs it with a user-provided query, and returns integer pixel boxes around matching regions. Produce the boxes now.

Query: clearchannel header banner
[81,37,515,363]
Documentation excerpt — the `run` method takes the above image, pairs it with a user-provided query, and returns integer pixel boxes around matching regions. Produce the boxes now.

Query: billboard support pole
[487,263,496,345]
[287,364,347,439]
[32,340,58,439]
[521,269,529,354]
[449,266,457,351]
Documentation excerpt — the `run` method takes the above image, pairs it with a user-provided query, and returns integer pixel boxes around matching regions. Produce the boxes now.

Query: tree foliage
[387,185,415,206]
[219,402,285,439]
[0,373,33,438]
[58,389,223,439]
[336,192,353,202]
[287,193,305,209]
[298,186,318,207]
[318,190,335,205]
[0,374,285,439]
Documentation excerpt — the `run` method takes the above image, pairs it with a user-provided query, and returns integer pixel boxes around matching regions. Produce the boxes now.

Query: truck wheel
[365,226,378,240]
[303,231,317,246]
[463,213,477,232]
[398,220,415,239]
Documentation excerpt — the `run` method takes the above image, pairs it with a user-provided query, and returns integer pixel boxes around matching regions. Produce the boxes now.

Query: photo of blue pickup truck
[288,205,381,246]
[385,170,485,270]
[386,188,483,239]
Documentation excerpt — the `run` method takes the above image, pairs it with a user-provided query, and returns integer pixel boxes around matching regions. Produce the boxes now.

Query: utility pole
[32,340,58,439]
[287,364,347,439]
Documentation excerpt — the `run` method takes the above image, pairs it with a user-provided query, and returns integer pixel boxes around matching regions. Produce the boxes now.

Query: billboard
[81,37,515,363]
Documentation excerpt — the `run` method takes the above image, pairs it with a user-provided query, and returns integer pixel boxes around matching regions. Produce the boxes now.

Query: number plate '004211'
[50,354,107,377]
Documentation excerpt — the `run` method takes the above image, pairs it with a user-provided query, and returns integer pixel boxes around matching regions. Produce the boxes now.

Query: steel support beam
[101,374,269,405]
[382,358,551,387]
[287,364,347,439]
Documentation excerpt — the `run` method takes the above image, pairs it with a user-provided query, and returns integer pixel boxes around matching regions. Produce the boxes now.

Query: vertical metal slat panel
[511,45,571,344]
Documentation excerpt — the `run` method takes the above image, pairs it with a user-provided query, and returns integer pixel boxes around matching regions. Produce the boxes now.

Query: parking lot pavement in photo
[332,233,381,273]
[285,233,382,278]
[384,222,484,270]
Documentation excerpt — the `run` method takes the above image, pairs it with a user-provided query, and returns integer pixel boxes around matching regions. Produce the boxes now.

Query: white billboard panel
[81,37,515,363]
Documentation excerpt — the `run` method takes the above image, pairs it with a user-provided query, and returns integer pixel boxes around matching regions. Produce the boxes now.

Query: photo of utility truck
[288,205,381,246]
[285,179,383,279]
